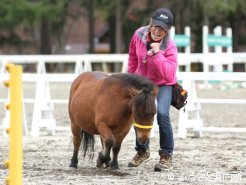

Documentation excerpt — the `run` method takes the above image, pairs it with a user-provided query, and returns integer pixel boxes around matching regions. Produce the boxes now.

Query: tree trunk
[40,19,51,54]
[115,0,122,53]
[87,0,94,53]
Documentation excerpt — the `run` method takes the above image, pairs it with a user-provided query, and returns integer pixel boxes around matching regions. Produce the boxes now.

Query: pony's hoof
[105,158,112,168]
[69,157,78,168]
[109,161,119,170]
[97,151,111,168]
[69,163,77,168]
[110,165,120,170]
[96,158,104,168]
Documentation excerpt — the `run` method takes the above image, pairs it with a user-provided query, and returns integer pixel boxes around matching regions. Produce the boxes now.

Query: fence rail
[0,53,246,74]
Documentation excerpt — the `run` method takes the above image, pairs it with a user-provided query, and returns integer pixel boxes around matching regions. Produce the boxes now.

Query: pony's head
[129,85,159,144]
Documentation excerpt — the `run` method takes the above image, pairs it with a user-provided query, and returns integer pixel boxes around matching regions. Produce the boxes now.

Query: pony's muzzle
[136,129,151,144]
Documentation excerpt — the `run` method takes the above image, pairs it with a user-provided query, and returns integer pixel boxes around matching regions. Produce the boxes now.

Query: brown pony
[68,71,158,170]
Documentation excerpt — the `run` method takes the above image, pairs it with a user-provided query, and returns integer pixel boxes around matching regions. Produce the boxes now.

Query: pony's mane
[110,73,155,91]
[104,73,156,119]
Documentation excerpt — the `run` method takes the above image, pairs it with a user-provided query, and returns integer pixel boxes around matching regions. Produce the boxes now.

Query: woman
[127,8,177,171]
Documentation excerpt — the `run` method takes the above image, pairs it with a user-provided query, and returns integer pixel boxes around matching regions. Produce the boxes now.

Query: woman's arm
[128,34,138,73]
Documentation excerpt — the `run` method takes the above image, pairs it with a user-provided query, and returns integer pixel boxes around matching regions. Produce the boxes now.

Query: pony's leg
[96,136,108,168]
[100,136,104,149]
[109,140,122,170]
[98,132,123,170]
[97,141,112,168]
[69,124,81,168]
[96,124,113,168]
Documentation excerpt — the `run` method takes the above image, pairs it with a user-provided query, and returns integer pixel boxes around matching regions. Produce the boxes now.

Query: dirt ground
[0,82,246,185]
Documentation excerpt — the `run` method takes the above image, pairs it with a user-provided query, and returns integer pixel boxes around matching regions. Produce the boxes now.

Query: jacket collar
[137,26,169,50]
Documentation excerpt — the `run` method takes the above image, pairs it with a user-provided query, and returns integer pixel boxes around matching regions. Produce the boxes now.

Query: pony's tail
[80,130,95,159]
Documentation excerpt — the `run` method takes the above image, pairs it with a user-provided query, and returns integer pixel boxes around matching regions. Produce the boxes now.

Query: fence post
[74,59,84,74]
[177,76,203,138]
[226,27,233,71]
[31,60,56,137]
[4,64,23,185]
[2,61,28,136]
[202,25,209,73]
[184,26,191,72]
[214,26,223,72]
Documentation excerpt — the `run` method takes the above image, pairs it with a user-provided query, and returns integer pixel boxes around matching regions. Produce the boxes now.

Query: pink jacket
[128,26,178,85]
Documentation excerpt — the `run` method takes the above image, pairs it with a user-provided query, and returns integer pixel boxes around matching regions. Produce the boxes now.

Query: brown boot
[128,150,150,167]
[154,153,173,171]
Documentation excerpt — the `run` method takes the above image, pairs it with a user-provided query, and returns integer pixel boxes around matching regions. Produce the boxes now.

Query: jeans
[135,85,174,156]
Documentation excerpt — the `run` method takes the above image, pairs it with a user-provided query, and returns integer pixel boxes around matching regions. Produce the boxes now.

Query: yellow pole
[4,64,23,185]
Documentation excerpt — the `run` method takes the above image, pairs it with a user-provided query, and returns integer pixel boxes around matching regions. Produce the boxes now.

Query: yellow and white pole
[4,64,23,185]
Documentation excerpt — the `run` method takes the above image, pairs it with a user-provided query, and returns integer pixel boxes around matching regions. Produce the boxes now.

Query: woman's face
[150,25,167,41]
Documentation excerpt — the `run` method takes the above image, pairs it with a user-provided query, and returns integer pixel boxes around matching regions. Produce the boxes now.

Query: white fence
[1,72,246,137]
[177,72,246,138]
[0,54,128,75]
[1,54,246,137]
[0,53,246,74]
[202,25,233,72]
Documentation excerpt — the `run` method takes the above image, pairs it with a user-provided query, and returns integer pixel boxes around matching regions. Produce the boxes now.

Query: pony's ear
[129,87,142,97]
[152,85,159,96]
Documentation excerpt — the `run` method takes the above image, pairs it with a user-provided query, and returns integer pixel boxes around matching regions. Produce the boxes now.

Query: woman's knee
[157,112,170,125]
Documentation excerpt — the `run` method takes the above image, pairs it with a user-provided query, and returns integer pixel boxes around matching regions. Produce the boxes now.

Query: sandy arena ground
[0,82,246,185]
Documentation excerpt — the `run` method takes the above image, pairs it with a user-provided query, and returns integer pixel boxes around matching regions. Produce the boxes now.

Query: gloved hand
[150,42,160,54]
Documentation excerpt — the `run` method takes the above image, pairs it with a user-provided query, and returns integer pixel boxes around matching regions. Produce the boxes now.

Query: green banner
[174,35,190,47]
[207,35,232,47]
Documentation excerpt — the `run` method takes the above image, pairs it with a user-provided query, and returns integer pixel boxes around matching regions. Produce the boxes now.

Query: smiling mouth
[152,34,160,39]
